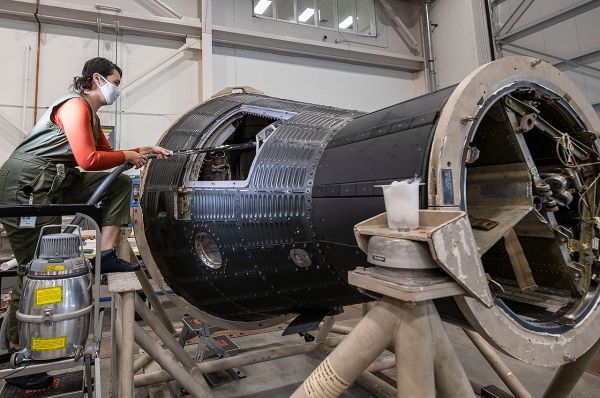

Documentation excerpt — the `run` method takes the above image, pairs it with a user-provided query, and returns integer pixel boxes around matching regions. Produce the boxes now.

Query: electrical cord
[1,361,31,380]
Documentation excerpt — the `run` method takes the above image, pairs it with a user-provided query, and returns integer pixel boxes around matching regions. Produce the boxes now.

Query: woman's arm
[95,127,140,153]
[53,98,126,171]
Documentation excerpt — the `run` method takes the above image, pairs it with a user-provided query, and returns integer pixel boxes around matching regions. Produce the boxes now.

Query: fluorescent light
[254,0,272,15]
[298,7,314,22]
[339,16,353,29]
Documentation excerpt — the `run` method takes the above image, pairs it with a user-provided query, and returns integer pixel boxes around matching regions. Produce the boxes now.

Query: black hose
[64,154,160,233]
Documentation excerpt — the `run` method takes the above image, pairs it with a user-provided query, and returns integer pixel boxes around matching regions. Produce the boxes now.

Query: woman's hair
[73,57,122,92]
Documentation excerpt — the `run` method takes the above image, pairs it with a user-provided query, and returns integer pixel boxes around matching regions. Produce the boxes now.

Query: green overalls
[0,92,132,344]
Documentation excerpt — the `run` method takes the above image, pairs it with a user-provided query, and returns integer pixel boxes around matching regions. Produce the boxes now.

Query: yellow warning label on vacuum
[45,264,65,272]
[31,336,67,351]
[34,286,63,306]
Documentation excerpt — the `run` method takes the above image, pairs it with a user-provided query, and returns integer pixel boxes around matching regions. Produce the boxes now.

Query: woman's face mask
[96,73,121,105]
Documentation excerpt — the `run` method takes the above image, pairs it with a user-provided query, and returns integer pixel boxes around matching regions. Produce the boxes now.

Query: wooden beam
[503,228,538,292]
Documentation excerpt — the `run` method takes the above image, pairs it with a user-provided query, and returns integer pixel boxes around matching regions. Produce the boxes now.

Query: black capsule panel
[142,88,456,323]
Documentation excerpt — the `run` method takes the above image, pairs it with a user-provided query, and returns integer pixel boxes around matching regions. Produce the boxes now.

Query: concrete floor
[2,292,600,397]
[96,317,600,398]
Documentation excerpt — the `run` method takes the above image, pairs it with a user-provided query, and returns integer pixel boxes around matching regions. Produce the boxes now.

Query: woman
[0,57,169,348]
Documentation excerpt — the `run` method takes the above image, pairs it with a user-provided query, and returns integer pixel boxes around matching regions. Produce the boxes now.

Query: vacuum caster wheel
[10,352,19,368]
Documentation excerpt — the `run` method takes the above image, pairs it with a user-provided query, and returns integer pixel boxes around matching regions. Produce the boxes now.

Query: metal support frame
[496,0,600,43]
[488,0,600,83]
[291,298,475,398]
[134,297,214,396]
[178,318,245,379]
[108,272,213,398]
[377,0,420,55]
[495,0,536,37]
[542,337,600,398]
[464,330,533,398]
[0,110,28,143]
[290,209,582,398]
[501,43,600,79]
[553,48,600,73]
[134,323,212,397]
[134,338,322,388]
[128,205,594,398]
[290,212,486,398]
[149,0,183,19]
[120,36,201,94]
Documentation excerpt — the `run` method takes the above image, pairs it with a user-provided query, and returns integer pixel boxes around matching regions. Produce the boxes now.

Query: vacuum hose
[64,154,160,233]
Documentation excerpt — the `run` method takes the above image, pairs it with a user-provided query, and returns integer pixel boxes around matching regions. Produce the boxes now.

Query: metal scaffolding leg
[464,329,533,398]
[134,296,214,397]
[431,310,474,398]
[134,323,212,398]
[290,297,475,398]
[393,301,435,398]
[107,272,212,398]
[542,337,600,398]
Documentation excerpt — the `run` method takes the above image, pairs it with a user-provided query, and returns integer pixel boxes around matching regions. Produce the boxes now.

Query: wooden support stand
[108,272,140,397]
[107,271,214,398]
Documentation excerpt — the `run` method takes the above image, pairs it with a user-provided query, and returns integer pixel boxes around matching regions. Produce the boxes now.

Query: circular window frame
[195,231,223,270]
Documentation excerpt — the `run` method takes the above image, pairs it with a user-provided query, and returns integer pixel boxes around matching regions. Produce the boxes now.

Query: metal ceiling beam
[553,48,600,72]
[497,0,600,43]
[149,0,182,19]
[495,0,536,37]
[0,110,27,141]
[377,0,421,55]
[502,43,600,77]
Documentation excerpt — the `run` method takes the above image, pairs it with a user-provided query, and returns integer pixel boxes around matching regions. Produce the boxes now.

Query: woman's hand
[139,145,171,160]
[123,151,148,168]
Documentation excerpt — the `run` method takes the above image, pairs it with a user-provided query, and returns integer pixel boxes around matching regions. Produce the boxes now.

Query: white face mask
[97,74,121,105]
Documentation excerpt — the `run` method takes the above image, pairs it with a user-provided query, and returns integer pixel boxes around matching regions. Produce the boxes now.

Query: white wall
[210,0,423,111]
[213,46,417,112]
[38,0,200,18]
[428,0,492,88]
[0,17,200,154]
[0,0,425,164]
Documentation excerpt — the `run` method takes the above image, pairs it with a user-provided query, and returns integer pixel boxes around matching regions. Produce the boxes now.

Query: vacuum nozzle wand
[166,141,257,157]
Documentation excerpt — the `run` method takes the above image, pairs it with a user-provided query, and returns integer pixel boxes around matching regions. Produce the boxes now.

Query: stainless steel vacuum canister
[14,226,92,364]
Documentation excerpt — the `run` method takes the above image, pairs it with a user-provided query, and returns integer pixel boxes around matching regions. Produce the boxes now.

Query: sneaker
[90,250,141,274]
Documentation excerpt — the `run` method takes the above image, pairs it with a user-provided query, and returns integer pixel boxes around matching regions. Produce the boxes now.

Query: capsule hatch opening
[465,83,600,330]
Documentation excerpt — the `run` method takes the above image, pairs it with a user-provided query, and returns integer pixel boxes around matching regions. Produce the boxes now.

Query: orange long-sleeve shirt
[50,98,136,171]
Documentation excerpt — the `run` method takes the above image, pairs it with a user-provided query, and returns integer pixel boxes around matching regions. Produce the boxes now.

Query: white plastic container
[378,179,420,231]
